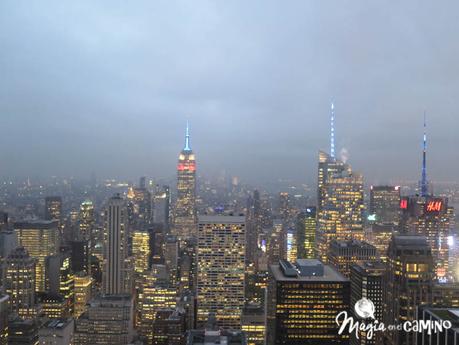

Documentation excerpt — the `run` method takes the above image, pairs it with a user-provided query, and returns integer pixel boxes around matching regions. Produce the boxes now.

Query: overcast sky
[1,1,458,184]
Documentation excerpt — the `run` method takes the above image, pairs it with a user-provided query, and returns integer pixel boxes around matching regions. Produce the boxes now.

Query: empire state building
[173,123,197,239]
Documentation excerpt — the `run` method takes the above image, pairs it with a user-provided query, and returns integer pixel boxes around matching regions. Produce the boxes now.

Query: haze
[1,1,458,184]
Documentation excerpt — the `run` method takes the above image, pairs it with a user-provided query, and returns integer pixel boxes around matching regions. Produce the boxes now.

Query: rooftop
[271,260,348,282]
[198,215,245,224]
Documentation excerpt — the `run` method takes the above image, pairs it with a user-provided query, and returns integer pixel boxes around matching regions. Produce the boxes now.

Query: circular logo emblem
[354,298,375,319]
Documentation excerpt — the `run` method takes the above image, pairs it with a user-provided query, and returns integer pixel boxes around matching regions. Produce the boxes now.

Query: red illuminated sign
[177,163,196,172]
[400,199,408,209]
[426,200,443,212]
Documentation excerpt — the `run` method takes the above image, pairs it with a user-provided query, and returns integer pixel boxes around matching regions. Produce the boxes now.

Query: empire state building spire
[184,121,191,152]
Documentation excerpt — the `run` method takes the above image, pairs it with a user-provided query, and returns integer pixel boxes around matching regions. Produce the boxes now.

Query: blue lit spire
[420,112,428,197]
[184,121,191,151]
[330,101,335,158]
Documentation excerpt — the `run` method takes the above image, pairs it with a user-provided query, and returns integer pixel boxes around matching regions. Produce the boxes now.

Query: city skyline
[1,1,459,183]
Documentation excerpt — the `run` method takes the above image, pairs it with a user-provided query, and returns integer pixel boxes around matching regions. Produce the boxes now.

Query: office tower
[5,247,38,318]
[328,239,378,278]
[138,272,177,345]
[37,293,66,318]
[400,195,451,279]
[350,261,385,345]
[127,184,152,228]
[164,235,179,286]
[367,223,396,262]
[45,196,62,224]
[246,190,262,267]
[8,318,40,345]
[74,273,94,318]
[79,199,95,242]
[317,151,365,263]
[70,239,90,274]
[132,230,151,274]
[187,314,247,345]
[197,215,245,328]
[267,219,284,264]
[154,186,171,231]
[14,220,59,291]
[74,295,134,345]
[46,253,74,315]
[178,239,197,294]
[416,307,459,345]
[383,235,434,345]
[152,308,186,345]
[278,192,291,223]
[285,227,297,262]
[369,185,401,225]
[0,229,17,258]
[0,295,8,345]
[103,194,129,295]
[241,305,265,345]
[296,207,316,259]
[0,211,7,230]
[266,259,350,345]
[432,282,459,307]
[173,123,197,239]
[39,319,74,345]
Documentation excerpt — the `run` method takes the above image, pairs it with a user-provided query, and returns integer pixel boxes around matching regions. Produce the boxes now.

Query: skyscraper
[14,220,59,292]
[79,200,95,242]
[383,235,434,345]
[266,259,350,345]
[369,185,401,226]
[103,194,129,295]
[296,207,316,259]
[350,261,385,345]
[45,196,62,225]
[328,239,377,278]
[5,247,38,319]
[317,151,365,262]
[197,215,245,328]
[173,123,197,239]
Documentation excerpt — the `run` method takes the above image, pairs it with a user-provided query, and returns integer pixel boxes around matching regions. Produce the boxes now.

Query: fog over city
[1,1,458,183]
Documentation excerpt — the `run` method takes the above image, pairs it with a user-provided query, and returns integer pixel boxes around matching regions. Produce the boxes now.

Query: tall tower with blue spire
[420,113,428,197]
[174,122,197,239]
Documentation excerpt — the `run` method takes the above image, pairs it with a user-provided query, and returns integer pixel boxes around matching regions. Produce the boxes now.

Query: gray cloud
[0,0,458,184]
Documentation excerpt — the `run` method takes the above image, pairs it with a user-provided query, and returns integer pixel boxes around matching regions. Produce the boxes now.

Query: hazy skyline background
[1,1,458,185]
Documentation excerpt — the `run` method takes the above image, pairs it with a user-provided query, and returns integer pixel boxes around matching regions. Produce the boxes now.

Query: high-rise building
[400,195,451,279]
[383,235,434,345]
[45,196,62,225]
[74,273,94,318]
[267,219,284,265]
[187,314,247,345]
[369,185,401,225]
[138,272,177,345]
[266,259,350,345]
[14,220,59,292]
[79,199,95,242]
[46,253,74,316]
[164,235,179,287]
[153,186,171,231]
[328,239,378,278]
[103,194,129,295]
[241,305,265,345]
[70,239,90,274]
[350,261,385,345]
[416,307,459,345]
[197,215,245,328]
[152,308,187,345]
[366,223,396,262]
[173,123,197,239]
[39,319,74,345]
[317,151,365,263]
[132,230,151,274]
[8,318,40,345]
[296,207,316,259]
[0,295,8,345]
[5,246,38,318]
[127,185,152,228]
[74,294,134,345]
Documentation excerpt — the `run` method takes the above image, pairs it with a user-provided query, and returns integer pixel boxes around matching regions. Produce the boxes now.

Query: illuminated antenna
[184,121,191,151]
[420,112,428,197]
[330,101,335,158]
